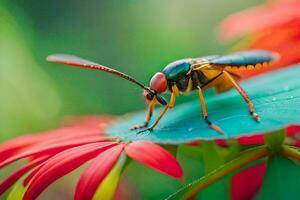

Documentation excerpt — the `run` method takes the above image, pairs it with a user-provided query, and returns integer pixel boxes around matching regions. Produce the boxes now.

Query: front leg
[137,92,176,134]
[130,102,155,130]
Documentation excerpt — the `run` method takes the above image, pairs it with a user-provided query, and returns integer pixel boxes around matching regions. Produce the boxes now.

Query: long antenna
[47,54,167,105]
[47,54,147,89]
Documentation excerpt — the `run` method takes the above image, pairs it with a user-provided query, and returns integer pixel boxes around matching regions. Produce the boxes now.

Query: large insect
[47,50,278,134]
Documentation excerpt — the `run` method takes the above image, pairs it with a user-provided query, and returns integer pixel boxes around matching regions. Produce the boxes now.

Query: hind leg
[222,71,260,121]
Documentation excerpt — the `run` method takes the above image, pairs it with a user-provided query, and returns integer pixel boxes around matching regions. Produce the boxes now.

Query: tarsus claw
[250,112,260,122]
[130,122,148,130]
[136,128,153,134]
[209,124,224,134]
[204,117,224,134]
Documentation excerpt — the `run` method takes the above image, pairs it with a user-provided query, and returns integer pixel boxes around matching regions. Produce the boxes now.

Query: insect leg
[192,72,224,134]
[130,102,155,130]
[137,92,176,134]
[222,71,260,121]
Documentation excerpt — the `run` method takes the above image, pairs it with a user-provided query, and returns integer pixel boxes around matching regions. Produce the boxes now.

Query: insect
[47,50,278,134]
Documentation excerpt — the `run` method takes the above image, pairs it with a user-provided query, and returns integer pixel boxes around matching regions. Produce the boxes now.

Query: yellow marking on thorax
[201,68,222,80]
[192,63,210,71]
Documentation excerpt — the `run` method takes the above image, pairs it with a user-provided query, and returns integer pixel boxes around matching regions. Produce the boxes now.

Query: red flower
[219,0,300,79]
[229,124,300,200]
[0,116,183,200]
[186,124,300,200]
[219,5,300,196]
[189,125,300,148]
[231,162,267,200]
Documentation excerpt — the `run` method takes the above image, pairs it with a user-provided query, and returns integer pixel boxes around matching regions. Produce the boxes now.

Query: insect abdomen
[209,50,278,69]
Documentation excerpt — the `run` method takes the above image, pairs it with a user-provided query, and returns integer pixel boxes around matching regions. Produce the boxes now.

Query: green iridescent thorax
[162,59,192,81]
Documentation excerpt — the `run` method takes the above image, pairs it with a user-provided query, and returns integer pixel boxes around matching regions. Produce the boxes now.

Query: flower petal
[92,153,126,200]
[0,136,108,169]
[237,135,265,145]
[75,144,125,200]
[23,161,45,187]
[62,115,115,130]
[231,162,266,200]
[23,142,116,200]
[124,141,183,180]
[235,125,300,146]
[219,1,300,40]
[286,125,300,136]
[0,135,42,162]
[0,126,103,163]
[0,156,49,195]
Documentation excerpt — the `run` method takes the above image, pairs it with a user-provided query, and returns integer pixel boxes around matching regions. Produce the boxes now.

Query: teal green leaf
[107,64,300,144]
[256,156,300,200]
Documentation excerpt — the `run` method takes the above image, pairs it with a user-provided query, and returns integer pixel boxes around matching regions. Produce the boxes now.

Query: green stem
[201,141,224,174]
[264,128,285,153]
[281,145,300,162]
[165,145,270,200]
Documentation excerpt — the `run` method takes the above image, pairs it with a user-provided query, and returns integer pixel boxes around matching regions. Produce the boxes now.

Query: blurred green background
[0,0,263,140]
[0,0,263,199]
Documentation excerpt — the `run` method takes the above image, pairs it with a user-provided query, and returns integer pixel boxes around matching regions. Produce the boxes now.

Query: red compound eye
[149,72,167,93]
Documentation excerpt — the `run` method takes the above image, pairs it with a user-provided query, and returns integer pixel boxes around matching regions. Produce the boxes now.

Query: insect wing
[197,55,220,62]
[208,50,279,69]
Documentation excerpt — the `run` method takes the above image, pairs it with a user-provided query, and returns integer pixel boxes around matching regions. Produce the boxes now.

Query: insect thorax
[166,70,209,93]
[162,59,212,93]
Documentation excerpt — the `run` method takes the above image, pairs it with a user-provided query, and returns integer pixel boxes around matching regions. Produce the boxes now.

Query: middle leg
[192,72,224,134]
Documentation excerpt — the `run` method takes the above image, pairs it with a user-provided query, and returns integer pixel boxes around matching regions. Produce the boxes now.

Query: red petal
[0,126,104,162]
[215,139,228,147]
[187,140,201,146]
[286,124,300,136]
[23,161,45,186]
[236,125,300,146]
[124,141,183,180]
[286,125,300,147]
[0,136,107,169]
[26,132,106,151]
[62,115,116,130]
[237,134,265,145]
[219,1,300,40]
[0,135,42,162]
[0,156,49,195]
[23,142,116,200]
[231,162,266,200]
[75,144,125,200]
